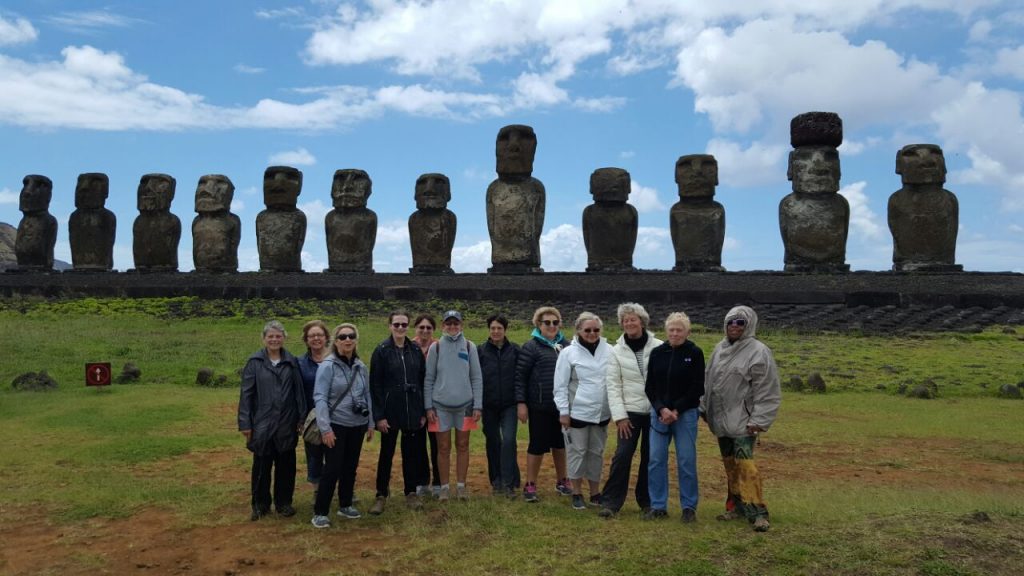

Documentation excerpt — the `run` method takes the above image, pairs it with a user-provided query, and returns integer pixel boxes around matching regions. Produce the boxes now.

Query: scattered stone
[784,376,804,392]
[216,374,228,386]
[11,371,58,391]
[908,385,934,399]
[196,367,214,386]
[1001,326,1016,334]
[921,378,939,397]
[896,382,908,395]
[998,384,1021,399]
[117,362,141,383]
[806,372,827,393]
[964,510,991,524]
[875,384,887,391]
[880,364,899,374]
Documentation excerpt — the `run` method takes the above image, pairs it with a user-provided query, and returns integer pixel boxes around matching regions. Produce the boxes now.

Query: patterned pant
[718,436,769,521]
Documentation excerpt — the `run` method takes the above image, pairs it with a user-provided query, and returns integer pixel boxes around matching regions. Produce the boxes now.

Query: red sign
[86,363,112,387]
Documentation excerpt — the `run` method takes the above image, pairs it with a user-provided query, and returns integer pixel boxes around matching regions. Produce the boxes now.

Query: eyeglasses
[391,322,409,328]
[416,325,434,331]
[541,319,560,326]
[726,318,747,327]
[335,333,357,340]
[307,333,326,339]
[581,328,601,334]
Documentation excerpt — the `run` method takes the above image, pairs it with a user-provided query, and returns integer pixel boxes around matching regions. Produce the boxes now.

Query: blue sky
[0,0,1022,273]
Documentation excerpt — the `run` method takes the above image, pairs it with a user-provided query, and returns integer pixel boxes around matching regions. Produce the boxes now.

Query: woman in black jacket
[238,320,306,521]
[478,314,521,496]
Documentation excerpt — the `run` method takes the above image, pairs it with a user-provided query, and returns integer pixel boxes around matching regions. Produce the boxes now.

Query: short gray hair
[616,302,650,327]
[262,320,287,337]
[574,311,603,331]
[664,312,691,332]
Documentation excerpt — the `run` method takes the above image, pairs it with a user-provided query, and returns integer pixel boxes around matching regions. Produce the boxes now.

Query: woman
[412,313,441,497]
[298,320,331,499]
[310,323,374,528]
[424,310,483,501]
[478,314,521,496]
[515,306,573,502]
[644,312,705,522]
[369,311,428,514]
[599,303,663,518]
[702,305,781,532]
[238,320,306,521]
[554,312,612,510]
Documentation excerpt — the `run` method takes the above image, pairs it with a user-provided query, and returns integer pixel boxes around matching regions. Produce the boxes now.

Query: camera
[353,402,369,417]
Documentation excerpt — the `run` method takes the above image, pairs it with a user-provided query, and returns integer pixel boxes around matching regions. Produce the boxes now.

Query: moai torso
[670,154,725,272]
[582,168,636,272]
[15,175,58,271]
[486,124,545,273]
[409,173,456,274]
[257,166,306,272]
[69,173,116,271]
[326,169,376,273]
[888,144,961,271]
[192,175,241,273]
[132,173,181,272]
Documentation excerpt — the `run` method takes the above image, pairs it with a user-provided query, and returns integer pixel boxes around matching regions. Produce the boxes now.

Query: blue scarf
[531,328,564,348]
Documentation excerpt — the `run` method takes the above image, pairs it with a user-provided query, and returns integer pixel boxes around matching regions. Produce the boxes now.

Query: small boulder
[896,382,908,395]
[998,384,1022,399]
[784,376,804,392]
[806,372,826,393]
[908,385,934,399]
[1001,326,1016,335]
[11,371,58,391]
[196,367,214,386]
[117,362,141,383]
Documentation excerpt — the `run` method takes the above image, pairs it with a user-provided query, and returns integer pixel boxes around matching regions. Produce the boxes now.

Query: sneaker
[505,487,518,500]
[432,485,441,498]
[752,516,770,532]
[555,478,573,496]
[523,483,539,503]
[250,506,268,521]
[438,486,450,502]
[716,510,743,521]
[311,515,331,529]
[571,494,586,510]
[277,505,296,517]
[406,494,423,510]
[456,485,468,501]
[682,508,696,523]
[337,506,362,519]
[588,493,602,508]
[368,496,385,515]
[598,507,615,518]
[642,508,668,521]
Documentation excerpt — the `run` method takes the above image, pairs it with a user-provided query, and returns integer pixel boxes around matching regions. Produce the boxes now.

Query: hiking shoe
[311,515,331,529]
[555,478,573,496]
[406,494,423,511]
[642,508,668,521]
[438,486,450,502]
[368,496,385,515]
[588,493,602,508]
[416,485,430,497]
[598,507,616,518]
[505,486,518,500]
[682,508,697,523]
[250,506,268,521]
[571,494,586,510]
[716,510,743,521]
[523,483,539,503]
[277,505,296,517]
[432,485,441,498]
[752,516,770,532]
[337,506,362,519]
[456,485,468,501]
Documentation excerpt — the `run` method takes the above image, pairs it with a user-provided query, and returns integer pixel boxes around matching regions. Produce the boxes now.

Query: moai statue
[408,173,456,274]
[132,173,181,272]
[14,175,58,271]
[582,167,636,272]
[888,144,961,272]
[779,112,850,272]
[69,173,116,271]
[192,175,241,273]
[325,169,376,273]
[256,166,306,273]
[670,154,725,272]
[486,124,545,273]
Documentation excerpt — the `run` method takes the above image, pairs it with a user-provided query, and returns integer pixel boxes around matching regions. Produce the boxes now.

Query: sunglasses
[416,325,434,330]
[727,318,747,327]
[335,333,357,340]
[391,322,409,328]
[541,319,560,326]
[581,328,601,334]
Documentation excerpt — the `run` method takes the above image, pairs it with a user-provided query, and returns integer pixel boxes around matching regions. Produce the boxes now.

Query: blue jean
[647,407,698,512]
[482,405,521,489]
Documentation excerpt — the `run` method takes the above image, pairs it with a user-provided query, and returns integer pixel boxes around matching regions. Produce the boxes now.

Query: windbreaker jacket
[238,347,305,455]
[369,337,426,431]
[425,333,483,411]
[514,336,564,412]
[701,305,782,438]
[314,354,373,432]
[606,331,662,422]
[478,338,521,410]
[645,339,705,416]
[554,337,612,425]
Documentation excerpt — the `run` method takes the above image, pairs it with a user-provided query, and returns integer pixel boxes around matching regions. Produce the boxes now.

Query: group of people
[237,303,782,532]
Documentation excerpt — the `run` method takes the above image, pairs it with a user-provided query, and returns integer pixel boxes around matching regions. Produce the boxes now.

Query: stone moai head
[787,147,841,194]
[137,173,176,212]
[675,154,718,199]
[331,169,372,209]
[896,144,946,186]
[495,124,537,177]
[415,173,451,210]
[75,173,110,209]
[263,166,302,209]
[19,175,53,212]
[195,174,235,213]
[590,168,631,203]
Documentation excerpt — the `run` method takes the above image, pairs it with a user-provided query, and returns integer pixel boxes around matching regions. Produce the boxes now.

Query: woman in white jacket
[554,311,612,511]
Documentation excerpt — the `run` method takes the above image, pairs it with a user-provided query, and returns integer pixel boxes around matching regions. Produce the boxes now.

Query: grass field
[0,299,1022,575]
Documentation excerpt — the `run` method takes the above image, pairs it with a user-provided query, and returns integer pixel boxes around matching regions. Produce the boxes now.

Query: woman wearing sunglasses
[701,305,781,532]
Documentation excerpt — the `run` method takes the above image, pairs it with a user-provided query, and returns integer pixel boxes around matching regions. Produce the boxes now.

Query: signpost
[85,363,111,387]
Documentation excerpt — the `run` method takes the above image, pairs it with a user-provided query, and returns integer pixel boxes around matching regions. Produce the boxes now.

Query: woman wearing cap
[702,305,781,532]
[424,310,483,501]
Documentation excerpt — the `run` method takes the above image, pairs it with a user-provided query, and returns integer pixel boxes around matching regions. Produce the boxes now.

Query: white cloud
[297,199,330,243]
[539,223,586,271]
[724,236,740,251]
[269,147,317,166]
[230,199,245,212]
[572,96,627,112]
[629,181,666,213]
[301,250,327,273]
[839,137,880,156]
[706,138,787,188]
[992,45,1024,80]
[956,238,1024,272]
[451,240,491,273]
[1009,224,1023,234]
[620,150,635,159]
[0,14,37,45]
[634,226,672,269]
[44,11,142,32]
[839,181,884,241]
[0,187,17,204]
[376,221,410,248]
[234,64,265,75]
[968,19,993,43]
[242,186,258,196]
[255,7,306,20]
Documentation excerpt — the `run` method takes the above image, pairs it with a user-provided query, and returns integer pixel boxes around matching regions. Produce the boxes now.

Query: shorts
[526,407,565,455]
[434,405,471,433]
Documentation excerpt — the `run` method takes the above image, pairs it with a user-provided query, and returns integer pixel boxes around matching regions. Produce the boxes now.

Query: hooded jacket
[478,338,521,410]
[514,333,564,412]
[314,353,373,432]
[701,305,782,438]
[369,336,426,431]
[424,332,483,411]
[607,331,662,422]
[554,336,612,425]
[238,347,305,455]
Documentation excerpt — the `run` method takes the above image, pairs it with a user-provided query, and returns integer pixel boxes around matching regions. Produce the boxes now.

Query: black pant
[600,411,651,512]
[314,424,366,516]
[377,426,428,497]
[251,444,296,513]
[427,429,440,486]
[482,405,521,489]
